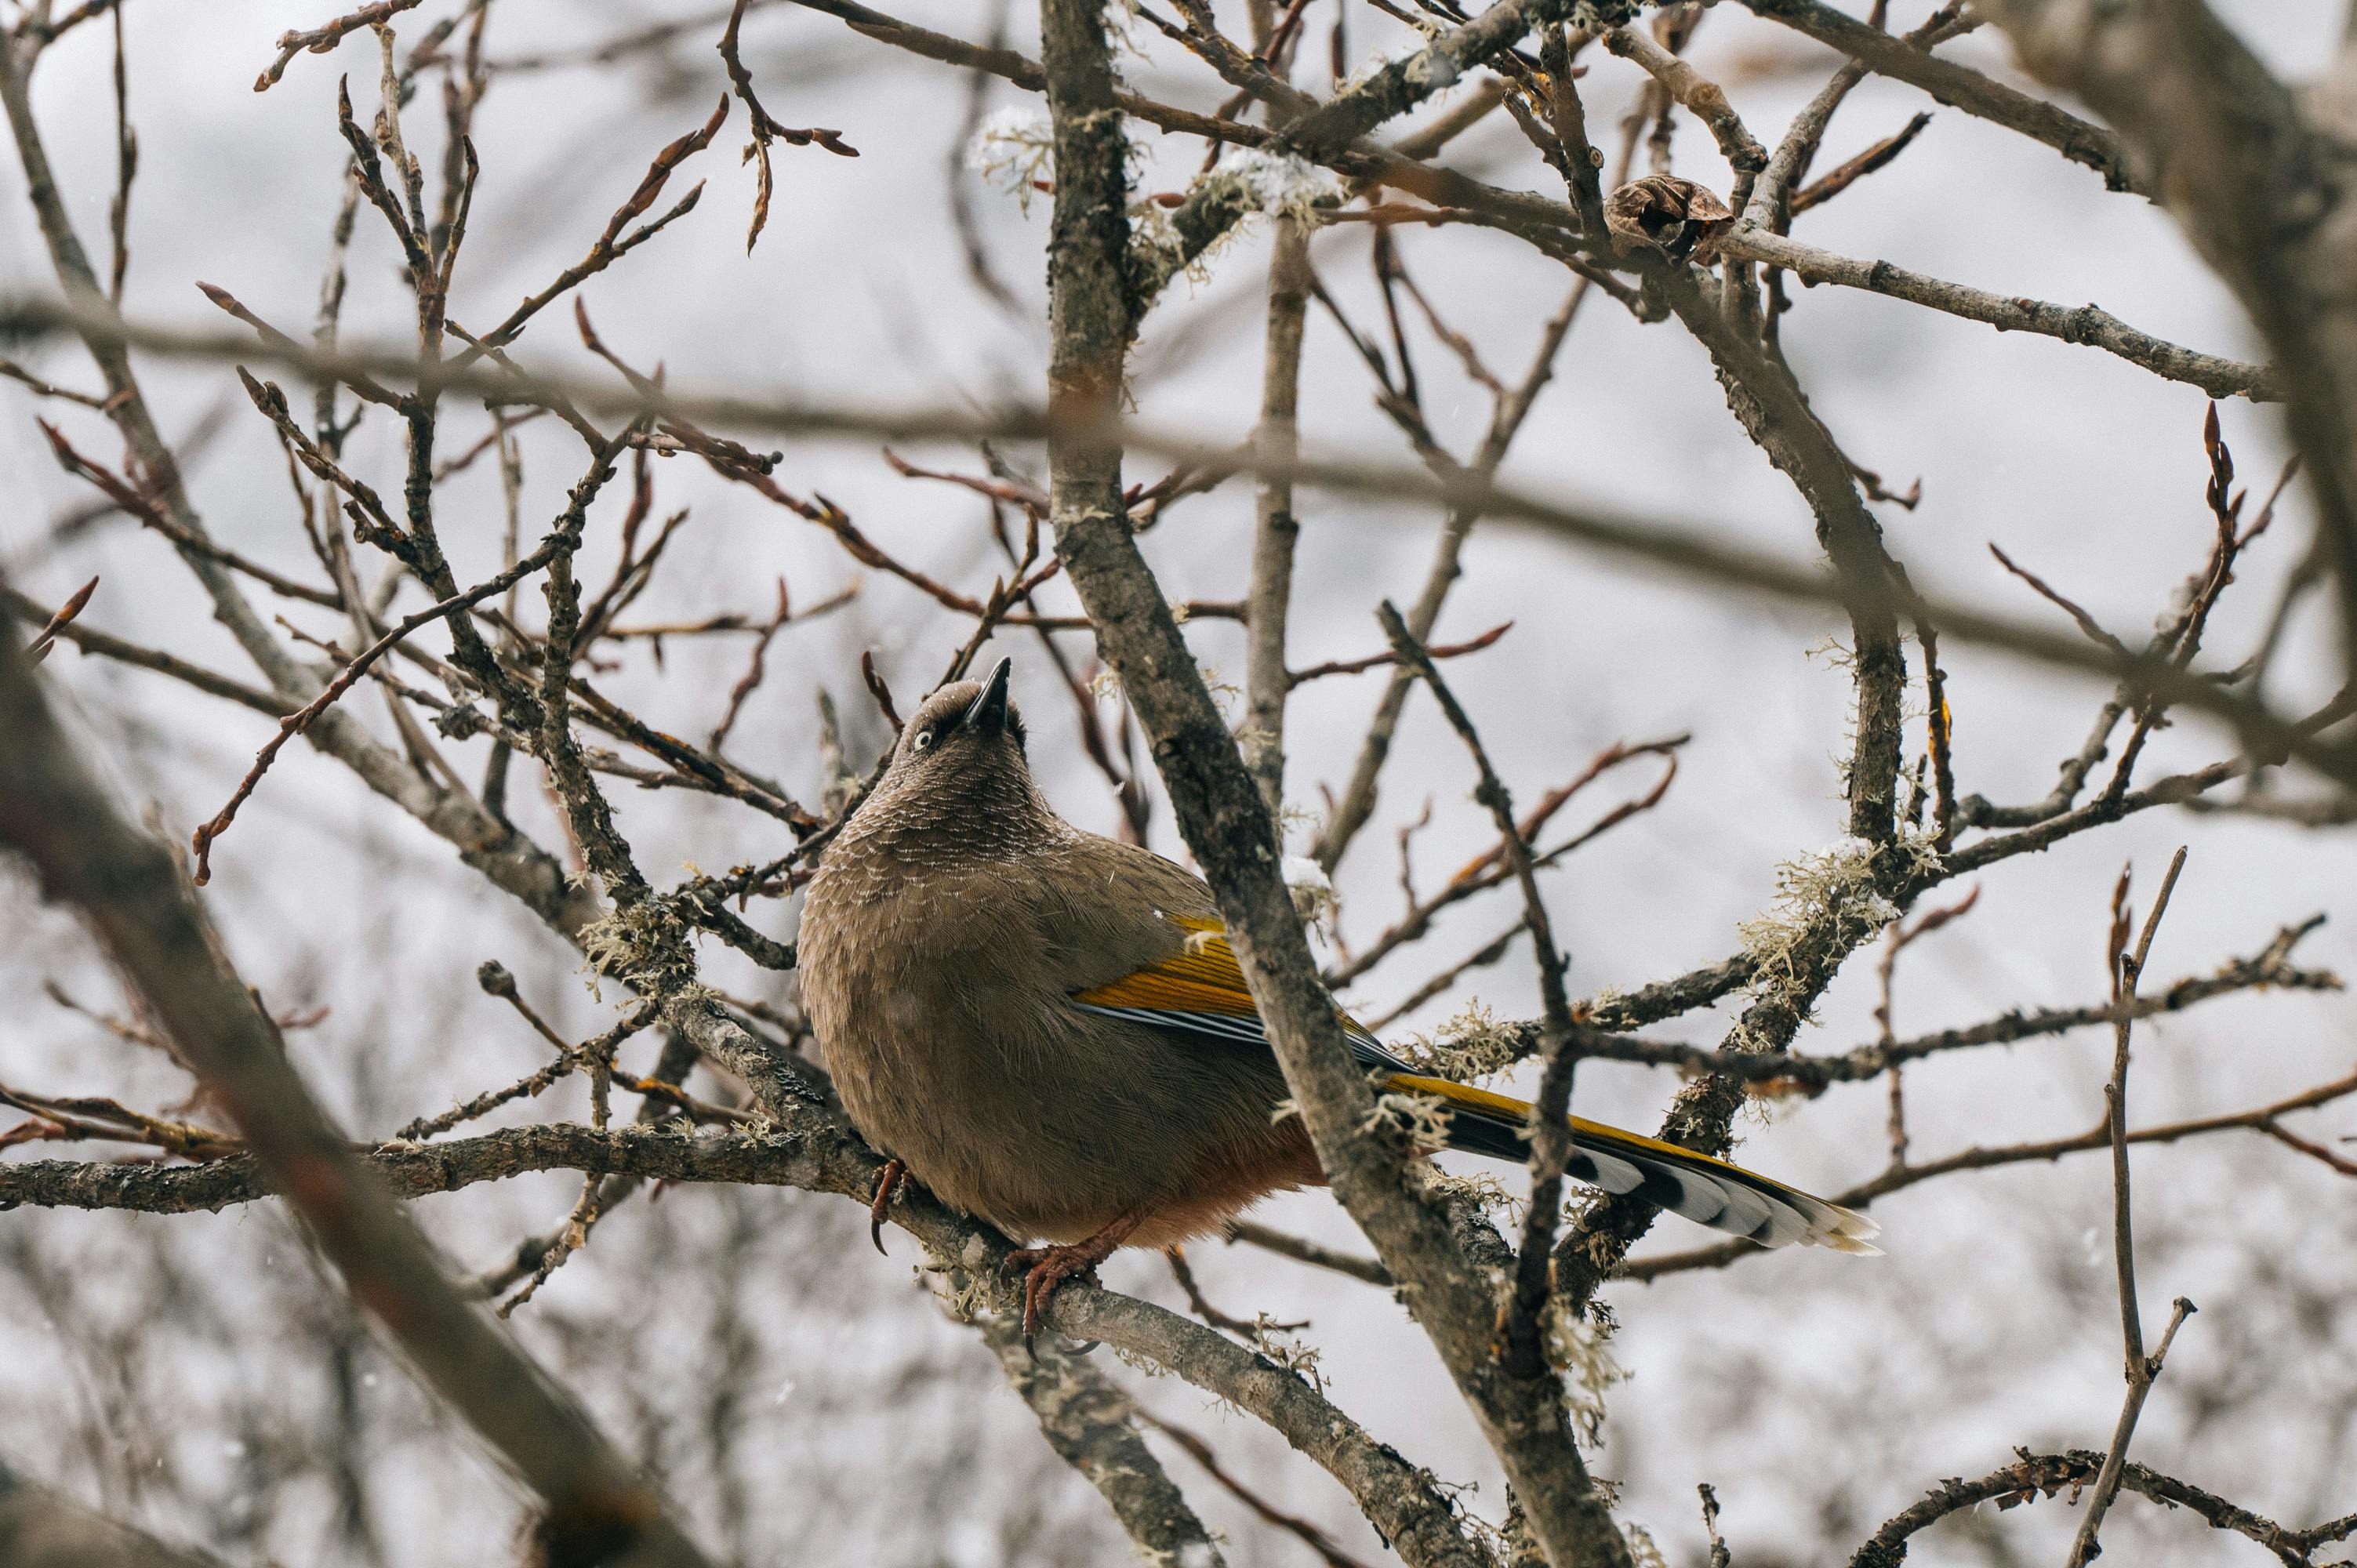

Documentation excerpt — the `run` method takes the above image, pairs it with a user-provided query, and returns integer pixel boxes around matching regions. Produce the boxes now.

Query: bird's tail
[1379,1073,1880,1254]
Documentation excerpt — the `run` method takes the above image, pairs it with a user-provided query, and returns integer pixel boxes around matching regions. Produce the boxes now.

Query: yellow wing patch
[1382,1073,1531,1121]
[1074,915,1260,1018]
[1073,915,1376,1040]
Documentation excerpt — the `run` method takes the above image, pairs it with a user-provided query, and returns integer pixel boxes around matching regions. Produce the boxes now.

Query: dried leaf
[1604,173,1734,265]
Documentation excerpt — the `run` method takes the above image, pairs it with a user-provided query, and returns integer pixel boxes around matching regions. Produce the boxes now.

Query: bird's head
[883,656,1031,793]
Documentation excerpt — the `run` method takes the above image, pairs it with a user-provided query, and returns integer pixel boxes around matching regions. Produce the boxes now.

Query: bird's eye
[911,729,934,752]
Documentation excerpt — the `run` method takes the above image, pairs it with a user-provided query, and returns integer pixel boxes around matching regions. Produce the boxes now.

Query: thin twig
[190,534,570,884]
[22,575,97,664]
[709,578,792,753]
[1137,1409,1375,1568]
[1379,601,1577,1380]
[2067,845,2191,1568]
[254,0,424,92]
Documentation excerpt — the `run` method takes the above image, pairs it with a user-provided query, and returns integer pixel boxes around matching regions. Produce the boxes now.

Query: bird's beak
[965,657,1012,733]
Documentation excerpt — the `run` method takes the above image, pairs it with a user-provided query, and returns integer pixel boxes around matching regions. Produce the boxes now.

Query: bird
[797,657,1878,1335]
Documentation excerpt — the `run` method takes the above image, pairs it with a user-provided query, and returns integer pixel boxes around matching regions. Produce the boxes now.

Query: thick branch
[1242,218,1310,811]
[0,1457,228,1568]
[977,1314,1229,1566]
[0,623,711,1566]
[1660,266,1907,843]
[1033,5,1626,1563]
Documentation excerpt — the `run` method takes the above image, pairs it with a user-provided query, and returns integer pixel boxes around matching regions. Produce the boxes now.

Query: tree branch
[0,611,712,1566]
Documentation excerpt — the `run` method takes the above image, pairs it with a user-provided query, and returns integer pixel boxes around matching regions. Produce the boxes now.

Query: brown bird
[798,659,1877,1334]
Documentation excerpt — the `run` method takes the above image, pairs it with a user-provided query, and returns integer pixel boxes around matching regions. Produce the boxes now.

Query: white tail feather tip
[1807,1205,1882,1255]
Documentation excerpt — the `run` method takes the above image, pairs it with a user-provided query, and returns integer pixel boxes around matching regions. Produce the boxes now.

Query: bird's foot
[1003,1241,1110,1347]
[1004,1215,1140,1348]
[869,1158,909,1254]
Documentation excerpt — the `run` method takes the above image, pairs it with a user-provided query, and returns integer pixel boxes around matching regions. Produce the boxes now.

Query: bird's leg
[1004,1212,1143,1345]
[869,1158,909,1254]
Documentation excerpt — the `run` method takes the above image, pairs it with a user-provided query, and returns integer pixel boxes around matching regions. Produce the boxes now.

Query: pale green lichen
[1422,1167,1516,1225]
[1109,1342,1173,1381]
[1544,1298,1628,1446]
[932,1266,992,1326]
[1222,149,1345,225]
[1102,0,1146,50]
[1126,195,1196,283]
[1130,155,1346,299]
[1257,1324,1328,1395]
[574,900,707,1004]
[1197,662,1242,713]
[1363,1083,1456,1153]
[969,103,1154,218]
[1335,31,1445,97]
[1623,1522,1672,1568]
[967,106,1058,213]
[1736,829,1942,993]
[978,112,1342,303]
[1283,855,1335,936]
[1805,634,1856,671]
[1394,998,1524,1082]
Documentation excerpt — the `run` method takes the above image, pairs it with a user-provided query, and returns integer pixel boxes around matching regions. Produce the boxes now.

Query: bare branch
[978,1314,1229,1566]
[1738,0,2137,192]
[1851,1448,2352,1568]
[1720,227,2279,401]
[254,0,423,93]
[0,613,713,1566]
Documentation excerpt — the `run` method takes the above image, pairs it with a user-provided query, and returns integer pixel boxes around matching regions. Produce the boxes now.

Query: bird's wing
[1056,846,1877,1254]
[1071,911,1393,1056]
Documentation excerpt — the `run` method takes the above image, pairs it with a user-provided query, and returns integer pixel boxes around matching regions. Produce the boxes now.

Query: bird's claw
[1003,1243,1102,1352]
[869,1158,908,1254]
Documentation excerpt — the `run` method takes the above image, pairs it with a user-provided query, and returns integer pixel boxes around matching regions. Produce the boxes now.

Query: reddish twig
[1871,884,1978,1161]
[449,97,726,366]
[106,0,133,303]
[1789,111,1933,214]
[709,578,793,753]
[38,417,343,608]
[1989,542,2132,657]
[718,0,858,252]
[254,0,423,91]
[1290,620,1513,684]
[0,356,116,408]
[1328,742,1683,988]
[2067,846,2191,1568]
[0,1083,244,1160]
[1445,735,1688,888]
[861,650,903,731]
[1163,1247,1305,1338]
[24,575,98,664]
[884,446,1048,513]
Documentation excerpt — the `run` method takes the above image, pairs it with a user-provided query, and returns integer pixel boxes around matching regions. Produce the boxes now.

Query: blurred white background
[2,2,2351,1563]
